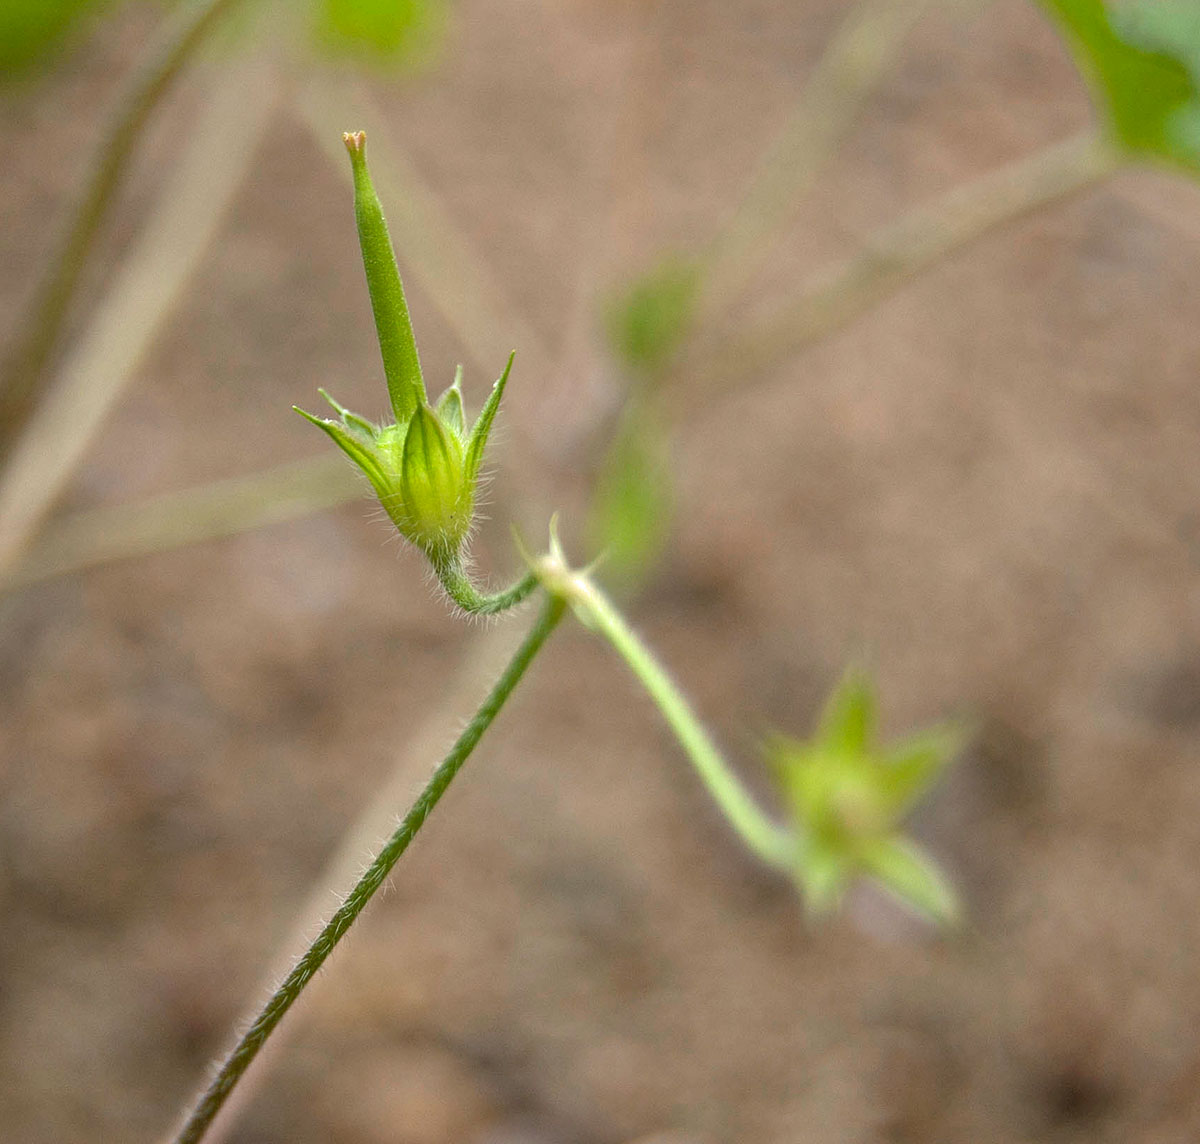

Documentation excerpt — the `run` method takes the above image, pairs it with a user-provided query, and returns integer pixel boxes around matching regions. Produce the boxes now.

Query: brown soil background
[2,2,1200,1142]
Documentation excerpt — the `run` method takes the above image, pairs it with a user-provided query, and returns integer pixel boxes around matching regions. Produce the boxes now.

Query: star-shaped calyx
[765,668,965,926]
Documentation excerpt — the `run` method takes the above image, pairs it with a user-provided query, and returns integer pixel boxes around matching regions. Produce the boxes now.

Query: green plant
[5,4,1198,1140]
[293,135,533,609]
[0,0,109,76]
[1038,0,1200,171]
[168,129,963,1144]
[764,669,963,921]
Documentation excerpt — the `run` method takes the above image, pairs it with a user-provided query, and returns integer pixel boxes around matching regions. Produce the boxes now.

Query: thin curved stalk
[433,554,539,616]
[0,0,243,461]
[169,592,565,1144]
[575,576,792,867]
[534,549,793,869]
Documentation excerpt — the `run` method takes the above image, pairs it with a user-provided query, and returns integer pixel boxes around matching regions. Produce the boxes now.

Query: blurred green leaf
[312,0,447,69]
[1038,0,1200,172]
[606,257,701,380]
[0,0,109,77]
[1114,2,1200,158]
[587,403,673,588]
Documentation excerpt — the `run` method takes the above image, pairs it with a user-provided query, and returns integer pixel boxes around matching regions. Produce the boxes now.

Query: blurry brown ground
[3,2,1200,1142]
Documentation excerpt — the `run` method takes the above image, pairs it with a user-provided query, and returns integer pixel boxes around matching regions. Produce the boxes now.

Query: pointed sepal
[294,406,390,496]
[878,722,967,817]
[818,666,875,757]
[465,351,514,485]
[794,840,851,918]
[435,366,466,439]
[318,388,376,441]
[857,836,960,927]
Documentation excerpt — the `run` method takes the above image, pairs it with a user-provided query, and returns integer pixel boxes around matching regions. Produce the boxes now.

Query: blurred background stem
[0,453,357,592]
[697,0,938,320]
[0,43,280,578]
[680,128,1122,400]
[0,0,244,464]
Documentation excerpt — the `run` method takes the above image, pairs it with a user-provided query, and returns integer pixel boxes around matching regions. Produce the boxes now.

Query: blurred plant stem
[168,591,565,1144]
[0,46,280,580]
[697,0,937,320]
[533,542,793,869]
[295,78,554,385]
[0,0,243,464]
[0,454,357,592]
[682,128,1122,400]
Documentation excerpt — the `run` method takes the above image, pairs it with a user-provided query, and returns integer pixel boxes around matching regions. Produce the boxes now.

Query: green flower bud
[296,353,512,562]
[398,404,468,556]
[296,130,514,563]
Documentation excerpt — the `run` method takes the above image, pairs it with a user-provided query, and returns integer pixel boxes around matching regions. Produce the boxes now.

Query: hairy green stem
[0,0,241,462]
[537,553,792,868]
[169,592,564,1144]
[433,554,539,616]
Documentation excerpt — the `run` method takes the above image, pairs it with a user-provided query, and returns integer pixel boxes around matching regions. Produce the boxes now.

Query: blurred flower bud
[764,667,965,926]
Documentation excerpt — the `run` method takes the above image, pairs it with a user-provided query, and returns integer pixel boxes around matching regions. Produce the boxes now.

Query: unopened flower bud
[296,130,514,564]
[296,354,513,562]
